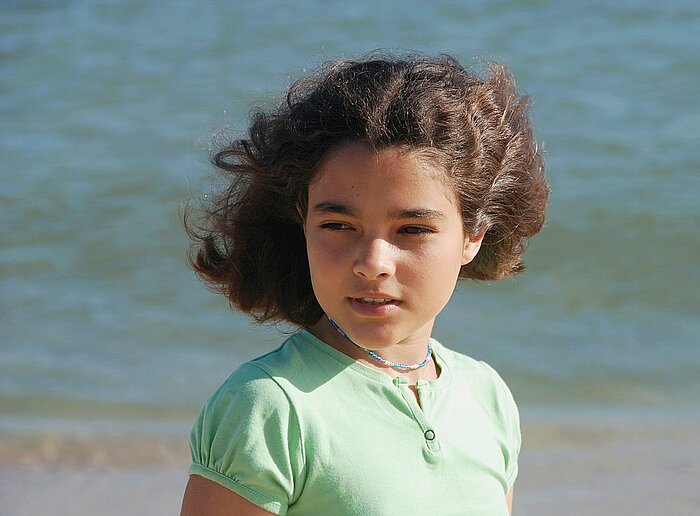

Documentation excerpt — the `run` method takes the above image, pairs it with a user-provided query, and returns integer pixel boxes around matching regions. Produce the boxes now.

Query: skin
[180,475,513,516]
[181,477,512,516]
[304,143,483,383]
[507,488,514,514]
[181,143,516,515]
[180,475,273,516]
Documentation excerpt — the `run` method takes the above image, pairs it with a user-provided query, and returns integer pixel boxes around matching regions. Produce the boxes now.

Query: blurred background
[2,0,698,514]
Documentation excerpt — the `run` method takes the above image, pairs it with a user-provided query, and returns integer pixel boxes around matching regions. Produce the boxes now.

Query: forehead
[311,143,456,202]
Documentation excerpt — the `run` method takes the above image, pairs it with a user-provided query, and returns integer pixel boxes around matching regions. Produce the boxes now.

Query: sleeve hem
[188,463,288,515]
[505,463,519,491]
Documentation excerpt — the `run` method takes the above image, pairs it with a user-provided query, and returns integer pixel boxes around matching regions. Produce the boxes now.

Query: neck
[328,317,432,370]
[308,316,438,382]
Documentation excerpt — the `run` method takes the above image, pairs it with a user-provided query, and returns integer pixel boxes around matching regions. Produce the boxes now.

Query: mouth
[353,297,396,305]
[347,296,399,317]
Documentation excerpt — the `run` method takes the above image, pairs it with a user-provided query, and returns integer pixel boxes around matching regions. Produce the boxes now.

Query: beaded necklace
[327,316,432,371]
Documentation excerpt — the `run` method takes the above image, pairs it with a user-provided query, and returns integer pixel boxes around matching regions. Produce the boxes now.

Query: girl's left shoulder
[433,340,519,413]
[434,340,522,488]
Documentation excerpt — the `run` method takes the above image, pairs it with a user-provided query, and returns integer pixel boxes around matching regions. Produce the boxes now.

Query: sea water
[2,0,699,437]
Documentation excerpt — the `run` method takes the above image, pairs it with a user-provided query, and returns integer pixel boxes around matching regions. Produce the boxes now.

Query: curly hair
[185,52,549,327]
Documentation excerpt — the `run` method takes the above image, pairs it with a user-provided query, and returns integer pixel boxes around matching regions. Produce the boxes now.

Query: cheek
[306,243,324,280]
[418,262,461,291]
[407,242,464,291]
[307,231,350,265]
[306,239,341,292]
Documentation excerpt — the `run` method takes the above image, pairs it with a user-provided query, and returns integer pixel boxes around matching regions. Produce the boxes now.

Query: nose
[352,237,396,280]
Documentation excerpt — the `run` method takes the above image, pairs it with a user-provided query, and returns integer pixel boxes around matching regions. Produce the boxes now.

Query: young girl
[180,53,548,516]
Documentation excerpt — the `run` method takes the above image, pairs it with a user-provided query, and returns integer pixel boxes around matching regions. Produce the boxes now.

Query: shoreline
[2,420,698,515]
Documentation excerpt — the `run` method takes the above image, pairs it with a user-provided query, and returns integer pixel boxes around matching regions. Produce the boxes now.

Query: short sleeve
[478,362,522,491]
[188,363,304,515]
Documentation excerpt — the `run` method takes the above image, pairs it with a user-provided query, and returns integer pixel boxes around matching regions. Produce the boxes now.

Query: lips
[348,296,400,316]
[354,297,394,305]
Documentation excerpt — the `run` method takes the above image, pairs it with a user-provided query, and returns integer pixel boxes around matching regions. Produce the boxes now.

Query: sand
[1,422,698,515]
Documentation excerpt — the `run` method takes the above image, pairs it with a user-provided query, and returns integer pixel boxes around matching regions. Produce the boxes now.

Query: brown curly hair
[185,52,549,327]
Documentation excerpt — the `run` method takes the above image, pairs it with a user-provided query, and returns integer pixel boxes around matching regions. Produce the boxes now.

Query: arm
[506,487,514,515]
[180,475,274,516]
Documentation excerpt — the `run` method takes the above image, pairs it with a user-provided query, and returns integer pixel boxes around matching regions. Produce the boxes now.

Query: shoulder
[436,341,522,487]
[435,341,520,427]
[192,328,338,434]
[202,331,304,390]
[438,343,515,399]
[203,361,289,417]
[198,333,310,421]
[190,359,299,465]
[188,339,308,512]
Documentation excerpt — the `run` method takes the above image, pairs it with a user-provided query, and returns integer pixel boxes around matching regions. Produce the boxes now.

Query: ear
[462,229,486,265]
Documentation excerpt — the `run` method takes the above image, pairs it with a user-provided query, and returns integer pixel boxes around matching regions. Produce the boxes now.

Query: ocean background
[2,0,699,481]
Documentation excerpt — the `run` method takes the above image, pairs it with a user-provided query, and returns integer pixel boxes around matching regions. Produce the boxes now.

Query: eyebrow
[311,202,446,220]
[312,202,357,217]
[389,208,446,220]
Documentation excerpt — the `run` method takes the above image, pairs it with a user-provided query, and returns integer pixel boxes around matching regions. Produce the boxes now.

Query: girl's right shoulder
[189,358,303,514]
[200,331,312,417]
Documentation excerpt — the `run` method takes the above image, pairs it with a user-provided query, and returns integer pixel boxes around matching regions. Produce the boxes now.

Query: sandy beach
[517,421,699,515]
[2,421,698,516]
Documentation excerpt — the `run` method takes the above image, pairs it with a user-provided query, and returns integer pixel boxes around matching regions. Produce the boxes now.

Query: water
[2,0,699,437]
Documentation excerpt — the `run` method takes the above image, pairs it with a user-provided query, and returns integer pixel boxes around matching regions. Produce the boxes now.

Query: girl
[181,53,548,516]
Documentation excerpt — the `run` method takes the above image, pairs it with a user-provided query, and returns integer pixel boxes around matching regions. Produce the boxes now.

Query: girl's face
[304,143,483,354]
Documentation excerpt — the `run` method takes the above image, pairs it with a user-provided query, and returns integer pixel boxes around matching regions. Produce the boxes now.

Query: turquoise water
[2,0,699,435]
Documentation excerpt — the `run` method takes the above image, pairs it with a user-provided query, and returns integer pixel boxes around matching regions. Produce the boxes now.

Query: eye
[320,222,353,231]
[399,226,434,235]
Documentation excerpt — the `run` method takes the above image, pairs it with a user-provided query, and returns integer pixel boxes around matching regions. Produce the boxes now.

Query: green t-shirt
[189,330,520,515]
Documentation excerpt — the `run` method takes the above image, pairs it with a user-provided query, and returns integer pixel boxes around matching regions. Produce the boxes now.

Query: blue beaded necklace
[327,316,433,371]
